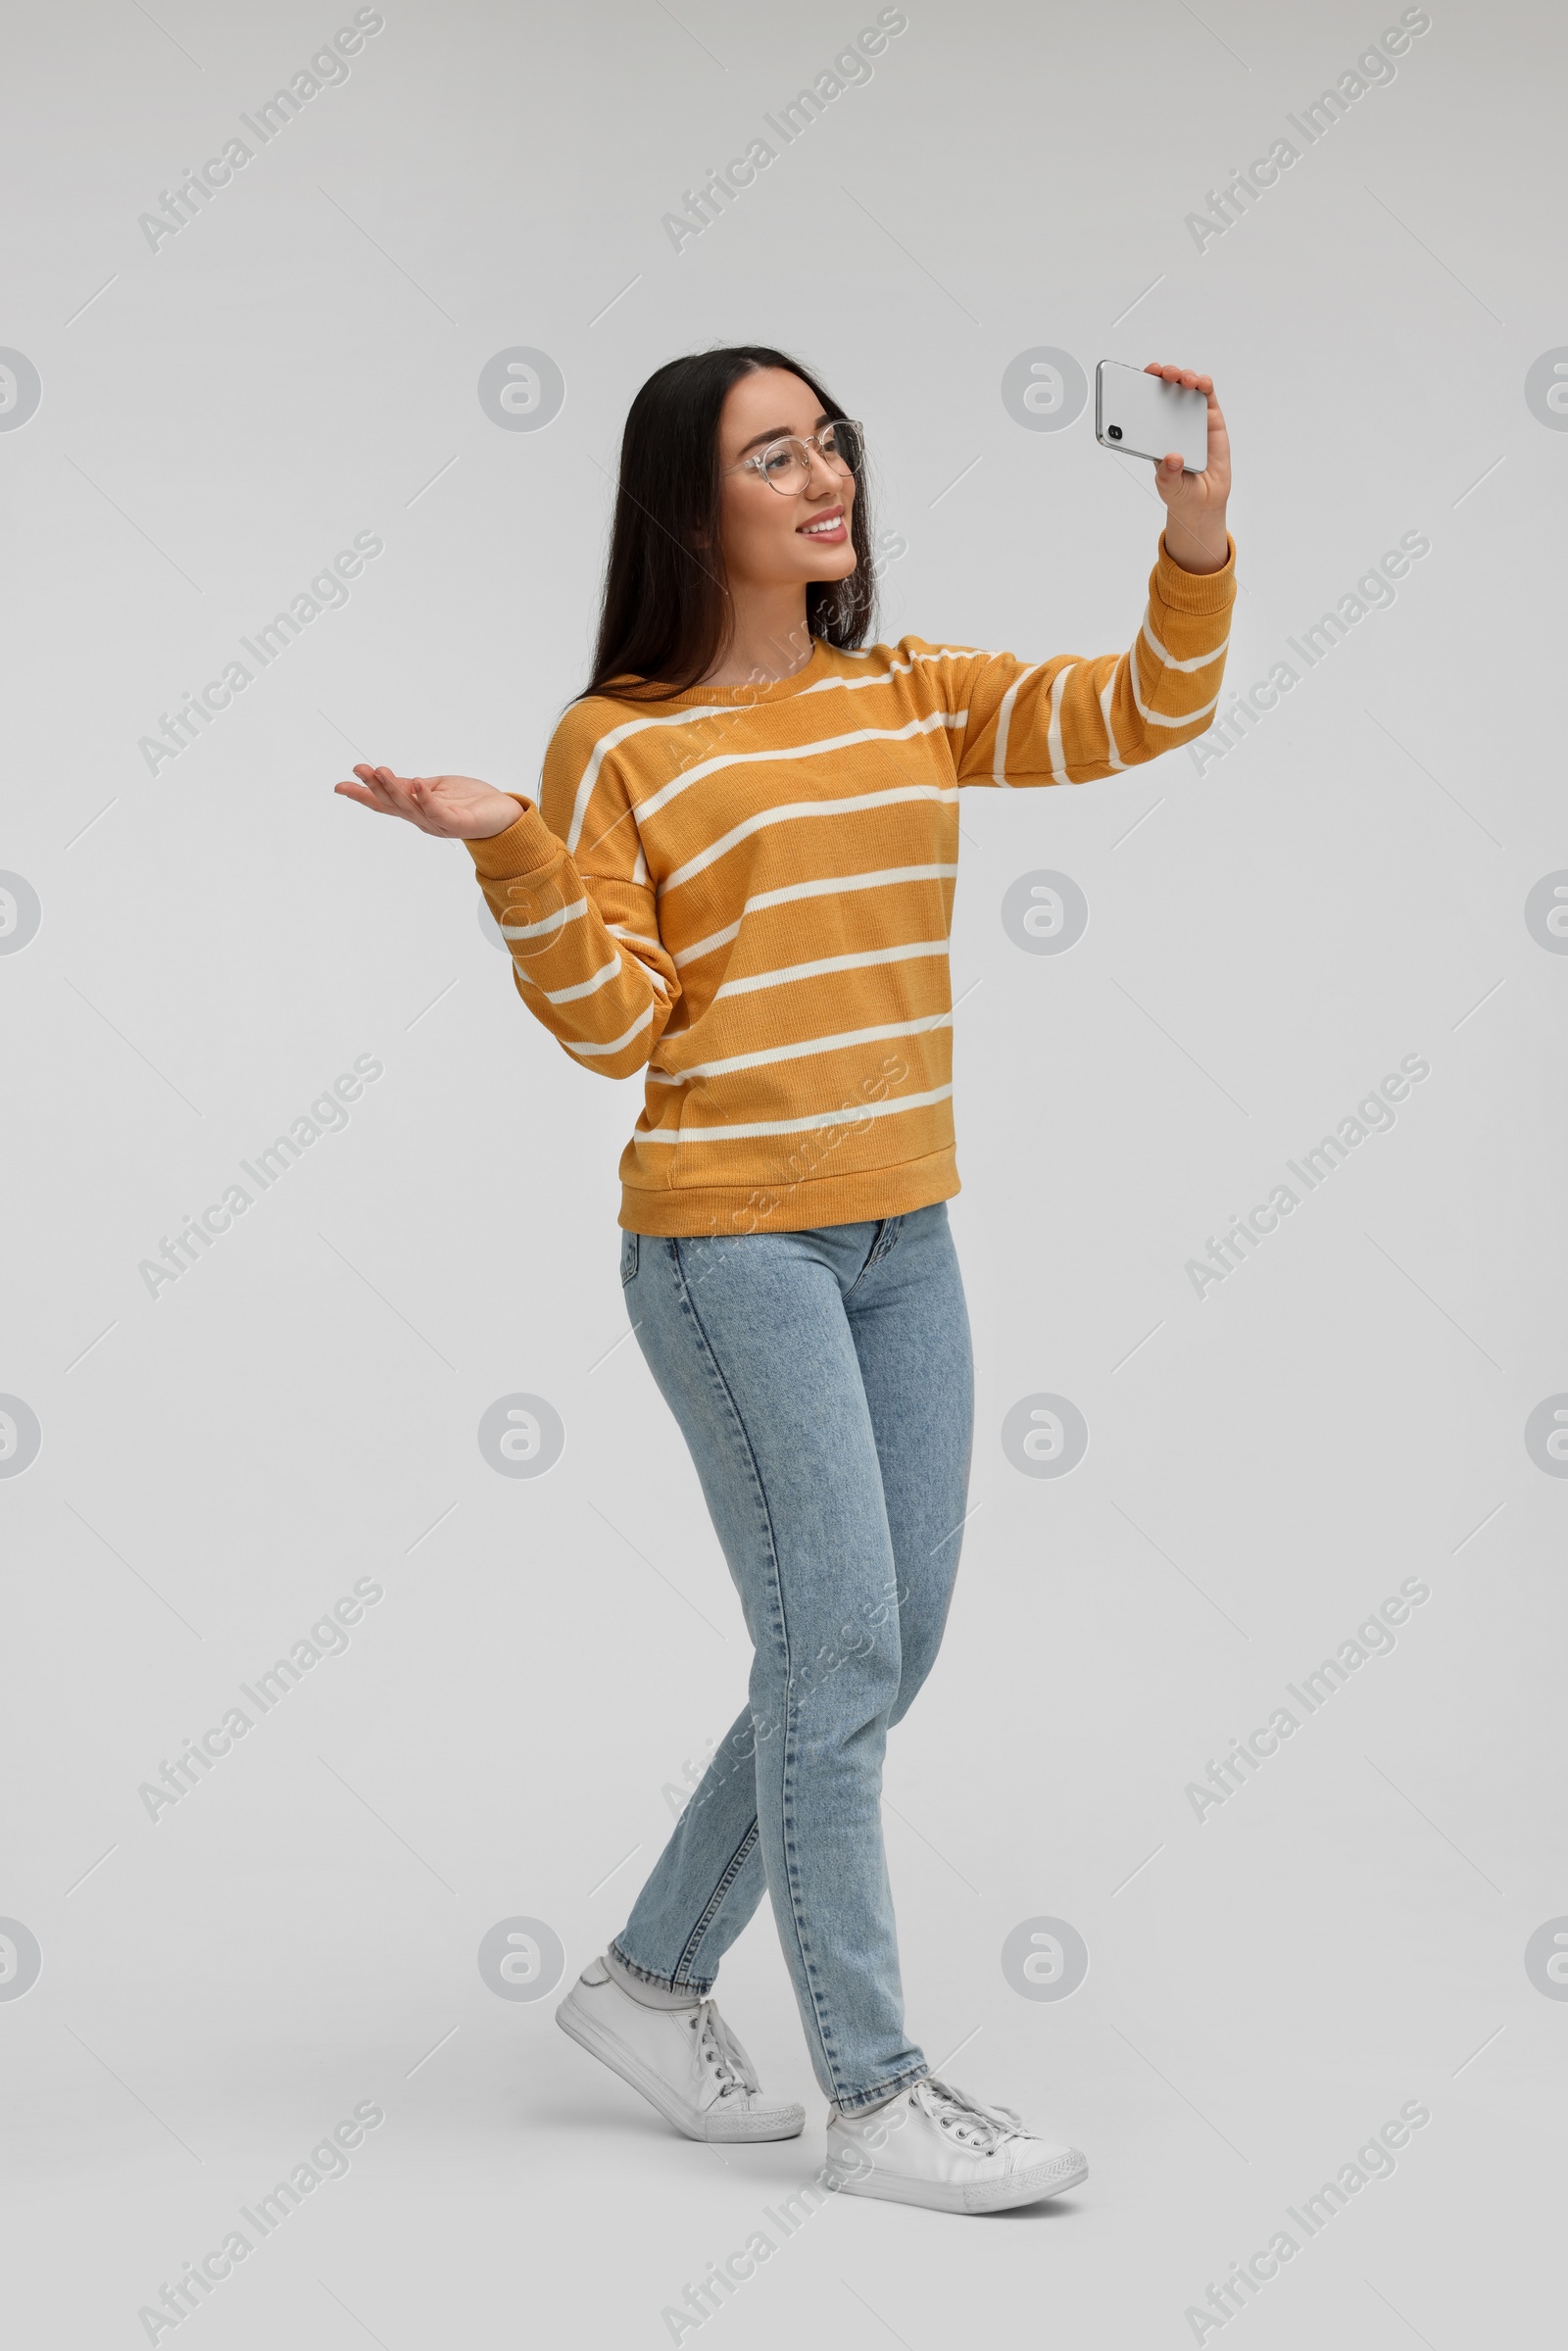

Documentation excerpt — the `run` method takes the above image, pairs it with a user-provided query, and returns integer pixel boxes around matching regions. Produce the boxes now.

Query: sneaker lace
[913,2077,1028,2154]
[690,1999,760,2099]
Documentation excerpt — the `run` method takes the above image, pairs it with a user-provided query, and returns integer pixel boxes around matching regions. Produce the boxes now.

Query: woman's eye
[761,447,793,476]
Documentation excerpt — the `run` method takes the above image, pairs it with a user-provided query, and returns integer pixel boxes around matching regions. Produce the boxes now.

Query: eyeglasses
[726,419,864,496]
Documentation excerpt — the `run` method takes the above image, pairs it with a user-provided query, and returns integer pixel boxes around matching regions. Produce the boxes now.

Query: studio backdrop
[2,1,1563,2344]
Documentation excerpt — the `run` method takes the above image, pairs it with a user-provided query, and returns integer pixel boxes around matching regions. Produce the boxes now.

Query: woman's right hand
[333,764,524,841]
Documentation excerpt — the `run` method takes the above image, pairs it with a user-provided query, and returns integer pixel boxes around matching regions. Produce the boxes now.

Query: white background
[3,1,1564,2344]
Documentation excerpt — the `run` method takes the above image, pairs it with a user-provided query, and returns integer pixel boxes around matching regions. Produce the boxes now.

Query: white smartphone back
[1095,361,1208,471]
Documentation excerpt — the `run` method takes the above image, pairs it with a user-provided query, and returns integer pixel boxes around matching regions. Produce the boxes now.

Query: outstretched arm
[334,761,678,1078]
[956,361,1236,788]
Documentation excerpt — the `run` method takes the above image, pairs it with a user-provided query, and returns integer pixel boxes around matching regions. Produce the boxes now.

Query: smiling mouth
[798,509,847,538]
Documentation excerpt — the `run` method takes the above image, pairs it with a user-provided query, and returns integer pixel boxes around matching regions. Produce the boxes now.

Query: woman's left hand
[1145,362,1230,575]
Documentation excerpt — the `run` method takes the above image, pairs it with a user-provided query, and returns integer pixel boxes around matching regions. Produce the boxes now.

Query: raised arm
[956,361,1236,787]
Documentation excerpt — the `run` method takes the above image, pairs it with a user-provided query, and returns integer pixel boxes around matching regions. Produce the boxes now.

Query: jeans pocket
[619,1230,640,1287]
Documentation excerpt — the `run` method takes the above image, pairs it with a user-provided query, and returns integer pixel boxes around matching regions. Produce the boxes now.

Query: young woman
[336,344,1234,2214]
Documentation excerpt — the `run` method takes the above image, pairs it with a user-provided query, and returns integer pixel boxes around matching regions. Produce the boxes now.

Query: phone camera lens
[1107,425,1122,440]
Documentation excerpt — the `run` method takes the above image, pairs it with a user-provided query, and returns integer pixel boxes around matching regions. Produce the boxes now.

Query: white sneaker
[826,2076,1088,2213]
[555,1957,806,2142]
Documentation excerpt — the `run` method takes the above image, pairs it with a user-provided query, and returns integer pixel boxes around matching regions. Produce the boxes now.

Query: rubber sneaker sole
[555,1991,806,2143]
[833,2146,1089,2213]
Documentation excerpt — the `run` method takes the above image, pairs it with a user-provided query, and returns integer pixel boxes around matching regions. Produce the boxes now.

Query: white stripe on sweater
[501,895,590,943]
[606,921,671,999]
[564,661,981,852]
[1099,659,1127,771]
[662,783,959,896]
[632,710,964,834]
[564,628,1212,849]
[634,1083,955,1143]
[564,704,756,855]
[517,955,624,1007]
[990,661,1047,786]
[1128,637,1220,727]
[560,1004,658,1059]
[1141,607,1229,672]
[1045,662,1074,782]
[713,938,950,1002]
[652,1012,951,1084]
[673,863,957,971]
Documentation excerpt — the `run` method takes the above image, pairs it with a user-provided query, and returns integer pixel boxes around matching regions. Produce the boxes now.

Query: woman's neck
[699,587,815,688]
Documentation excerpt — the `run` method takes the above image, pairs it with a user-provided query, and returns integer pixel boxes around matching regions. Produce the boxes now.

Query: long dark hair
[580,344,875,704]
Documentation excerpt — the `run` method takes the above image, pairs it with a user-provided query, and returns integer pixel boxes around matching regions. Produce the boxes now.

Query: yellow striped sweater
[469,531,1235,1235]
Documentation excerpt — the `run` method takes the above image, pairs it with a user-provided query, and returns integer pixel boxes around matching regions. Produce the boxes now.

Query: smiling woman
[584,348,877,698]
[331,337,1235,2214]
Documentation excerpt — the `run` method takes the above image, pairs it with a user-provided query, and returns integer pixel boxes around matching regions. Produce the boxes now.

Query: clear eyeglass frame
[726,419,865,496]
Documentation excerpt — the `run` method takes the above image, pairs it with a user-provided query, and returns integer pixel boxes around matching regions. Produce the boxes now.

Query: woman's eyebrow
[734,414,830,457]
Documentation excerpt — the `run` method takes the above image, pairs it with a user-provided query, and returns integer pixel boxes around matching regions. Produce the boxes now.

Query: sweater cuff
[1154,531,1236,612]
[465,798,561,881]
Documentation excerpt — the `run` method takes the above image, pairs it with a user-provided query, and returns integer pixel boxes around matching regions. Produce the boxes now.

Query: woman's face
[711,367,858,600]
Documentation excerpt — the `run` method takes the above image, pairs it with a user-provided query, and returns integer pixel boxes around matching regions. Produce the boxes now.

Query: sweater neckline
[637,639,837,708]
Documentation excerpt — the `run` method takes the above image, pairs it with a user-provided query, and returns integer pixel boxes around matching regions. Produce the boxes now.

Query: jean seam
[842,1218,883,1299]
[669,1237,851,2103]
[672,1819,760,1984]
[844,1215,904,1299]
[878,1216,906,1267]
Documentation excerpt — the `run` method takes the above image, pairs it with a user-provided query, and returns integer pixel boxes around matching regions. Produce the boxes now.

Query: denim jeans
[609,1204,974,2112]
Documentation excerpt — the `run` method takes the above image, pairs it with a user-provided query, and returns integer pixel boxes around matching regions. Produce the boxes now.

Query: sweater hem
[618,1150,960,1236]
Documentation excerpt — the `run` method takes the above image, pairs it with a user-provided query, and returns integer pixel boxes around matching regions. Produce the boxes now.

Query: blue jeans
[609,1204,974,2112]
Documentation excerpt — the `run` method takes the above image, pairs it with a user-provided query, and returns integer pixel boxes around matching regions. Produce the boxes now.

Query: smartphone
[1095,361,1207,472]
